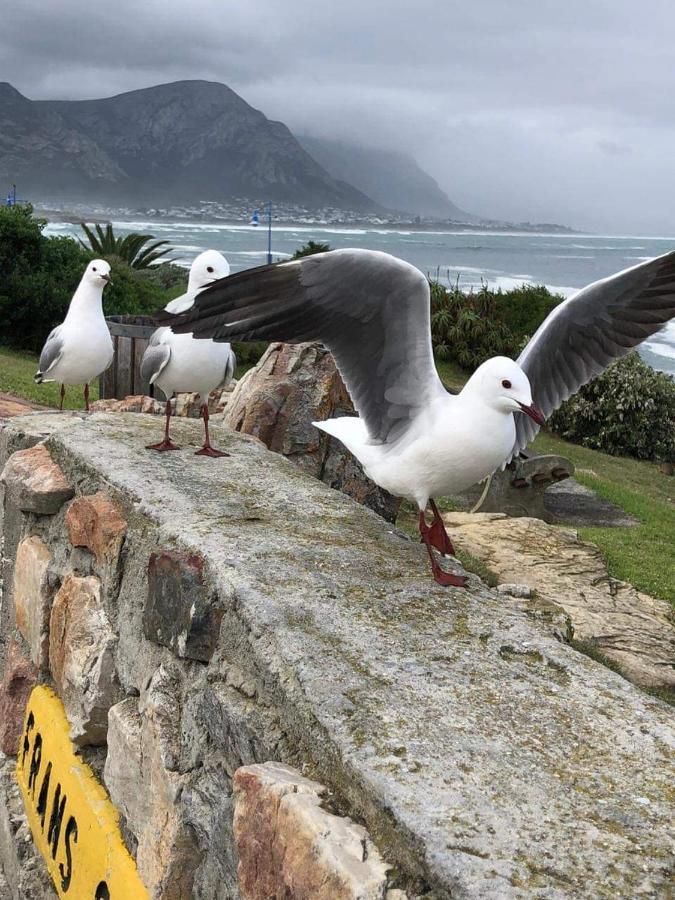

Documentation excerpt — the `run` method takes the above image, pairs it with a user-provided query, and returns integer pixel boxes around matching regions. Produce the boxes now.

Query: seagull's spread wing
[511,250,675,456]
[159,248,446,443]
[140,328,171,385]
[37,325,64,377]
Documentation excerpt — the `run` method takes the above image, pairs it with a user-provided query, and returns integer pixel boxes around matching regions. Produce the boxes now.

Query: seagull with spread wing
[158,248,675,586]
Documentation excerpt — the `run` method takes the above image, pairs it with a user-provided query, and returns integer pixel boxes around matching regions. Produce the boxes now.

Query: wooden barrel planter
[99,315,158,400]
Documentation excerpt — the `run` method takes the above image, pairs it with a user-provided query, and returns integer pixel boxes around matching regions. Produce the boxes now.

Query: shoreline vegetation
[1,204,673,604]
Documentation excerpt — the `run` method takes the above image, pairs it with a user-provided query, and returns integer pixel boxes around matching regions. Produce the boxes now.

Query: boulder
[0,444,73,514]
[65,492,127,567]
[233,762,393,900]
[48,574,120,744]
[104,668,202,899]
[13,536,55,669]
[0,640,37,755]
[444,511,675,691]
[144,550,222,662]
[225,342,400,522]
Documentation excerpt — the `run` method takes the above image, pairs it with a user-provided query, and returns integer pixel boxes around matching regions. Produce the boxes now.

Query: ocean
[44,220,675,376]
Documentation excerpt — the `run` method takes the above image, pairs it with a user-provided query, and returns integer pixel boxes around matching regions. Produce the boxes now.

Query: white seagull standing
[141,250,235,457]
[159,248,675,586]
[35,259,114,411]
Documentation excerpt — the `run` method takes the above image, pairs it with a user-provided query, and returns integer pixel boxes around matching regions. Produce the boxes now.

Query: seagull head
[465,356,545,425]
[188,250,230,292]
[84,259,112,287]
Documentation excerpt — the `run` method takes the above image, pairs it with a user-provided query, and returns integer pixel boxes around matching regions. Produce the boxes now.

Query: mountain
[298,135,475,221]
[0,80,376,210]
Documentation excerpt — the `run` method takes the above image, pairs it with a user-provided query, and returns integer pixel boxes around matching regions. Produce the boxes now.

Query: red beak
[517,401,546,426]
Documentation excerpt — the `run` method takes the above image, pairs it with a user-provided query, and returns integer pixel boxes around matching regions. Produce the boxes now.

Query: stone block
[48,574,120,745]
[0,640,37,755]
[144,551,222,662]
[104,668,201,899]
[233,762,390,900]
[65,491,127,566]
[13,536,54,669]
[0,444,74,514]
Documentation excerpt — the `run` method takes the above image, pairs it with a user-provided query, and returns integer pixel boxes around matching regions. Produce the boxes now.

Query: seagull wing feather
[511,249,675,456]
[140,328,171,385]
[158,249,446,443]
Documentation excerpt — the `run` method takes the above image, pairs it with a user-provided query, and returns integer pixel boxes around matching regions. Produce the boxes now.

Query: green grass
[531,432,675,604]
[0,346,99,409]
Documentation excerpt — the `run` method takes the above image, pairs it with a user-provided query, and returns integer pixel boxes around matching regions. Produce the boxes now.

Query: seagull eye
[206,266,214,273]
[92,267,97,272]
[502,379,512,389]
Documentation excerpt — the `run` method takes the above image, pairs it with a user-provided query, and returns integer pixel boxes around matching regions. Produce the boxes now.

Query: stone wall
[0,411,673,899]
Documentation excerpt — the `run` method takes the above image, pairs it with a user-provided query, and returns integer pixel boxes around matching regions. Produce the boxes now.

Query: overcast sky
[3,1,675,232]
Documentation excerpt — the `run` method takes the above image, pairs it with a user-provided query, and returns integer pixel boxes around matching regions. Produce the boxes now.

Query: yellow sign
[16,686,148,899]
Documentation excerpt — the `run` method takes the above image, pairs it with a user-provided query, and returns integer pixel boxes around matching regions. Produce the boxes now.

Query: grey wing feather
[140,328,171,384]
[37,325,64,378]
[223,347,236,386]
[158,249,447,443]
[511,249,675,456]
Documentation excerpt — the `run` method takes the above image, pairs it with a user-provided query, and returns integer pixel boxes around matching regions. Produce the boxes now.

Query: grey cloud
[3,0,675,231]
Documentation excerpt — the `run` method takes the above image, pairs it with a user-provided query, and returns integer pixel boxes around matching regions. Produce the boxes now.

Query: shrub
[429,279,564,371]
[549,353,675,462]
[430,282,514,369]
[0,204,186,353]
[292,240,331,259]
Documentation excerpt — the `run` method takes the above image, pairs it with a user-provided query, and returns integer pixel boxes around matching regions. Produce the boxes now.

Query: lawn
[2,344,672,602]
[0,346,99,409]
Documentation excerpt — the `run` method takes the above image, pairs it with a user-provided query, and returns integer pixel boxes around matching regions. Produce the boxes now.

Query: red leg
[146,398,181,451]
[427,498,455,556]
[419,510,467,587]
[59,384,65,411]
[195,404,229,458]
[84,383,90,412]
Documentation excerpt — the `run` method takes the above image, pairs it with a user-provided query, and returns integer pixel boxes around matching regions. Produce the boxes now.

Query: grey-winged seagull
[141,250,235,457]
[34,258,113,411]
[159,248,675,586]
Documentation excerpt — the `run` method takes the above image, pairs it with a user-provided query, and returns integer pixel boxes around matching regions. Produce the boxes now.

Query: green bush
[0,205,88,352]
[549,353,675,462]
[429,279,564,371]
[0,204,185,353]
[430,281,514,369]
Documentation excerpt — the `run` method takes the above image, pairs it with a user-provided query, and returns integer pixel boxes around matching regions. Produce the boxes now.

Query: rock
[0,641,37,755]
[144,551,222,661]
[444,511,675,690]
[496,582,532,599]
[90,384,235,418]
[65,491,127,566]
[104,669,201,899]
[48,574,120,745]
[90,395,164,415]
[0,444,73,514]
[13,536,54,669]
[224,342,401,522]
[233,762,391,900]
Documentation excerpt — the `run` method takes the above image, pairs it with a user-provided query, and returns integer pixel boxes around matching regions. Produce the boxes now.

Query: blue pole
[267,202,272,264]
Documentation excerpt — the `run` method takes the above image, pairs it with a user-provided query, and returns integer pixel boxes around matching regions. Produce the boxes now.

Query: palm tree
[292,240,332,259]
[79,223,173,269]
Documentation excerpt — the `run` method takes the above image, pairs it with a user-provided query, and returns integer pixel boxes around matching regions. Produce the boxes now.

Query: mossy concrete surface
[2,411,674,899]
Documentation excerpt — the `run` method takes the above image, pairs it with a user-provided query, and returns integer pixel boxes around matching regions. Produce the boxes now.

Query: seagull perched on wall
[141,250,235,457]
[159,248,675,586]
[35,259,114,411]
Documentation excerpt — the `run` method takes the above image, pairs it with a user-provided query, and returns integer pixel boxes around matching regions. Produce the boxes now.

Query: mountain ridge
[0,80,377,210]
